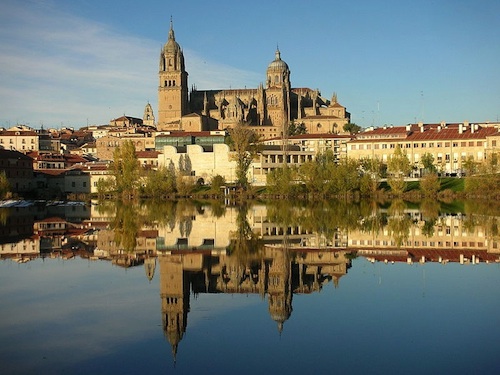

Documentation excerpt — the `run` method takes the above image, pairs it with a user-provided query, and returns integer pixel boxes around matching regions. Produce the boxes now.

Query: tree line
[93,126,500,201]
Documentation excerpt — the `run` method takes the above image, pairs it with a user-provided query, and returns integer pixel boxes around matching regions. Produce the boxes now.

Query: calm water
[1,200,500,374]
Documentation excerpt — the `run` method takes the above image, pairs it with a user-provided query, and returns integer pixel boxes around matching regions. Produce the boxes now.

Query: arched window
[275,75,279,84]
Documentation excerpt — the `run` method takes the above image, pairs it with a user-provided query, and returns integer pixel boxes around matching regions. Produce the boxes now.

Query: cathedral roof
[164,19,181,54]
[267,48,289,72]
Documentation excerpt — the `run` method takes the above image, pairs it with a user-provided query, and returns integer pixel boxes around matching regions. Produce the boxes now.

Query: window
[429,143,434,147]
[445,142,450,147]
[453,142,458,147]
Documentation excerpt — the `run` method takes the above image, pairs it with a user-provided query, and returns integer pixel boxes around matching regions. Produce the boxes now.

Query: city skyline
[1,0,499,129]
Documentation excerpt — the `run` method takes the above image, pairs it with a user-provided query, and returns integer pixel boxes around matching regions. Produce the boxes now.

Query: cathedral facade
[157,21,351,139]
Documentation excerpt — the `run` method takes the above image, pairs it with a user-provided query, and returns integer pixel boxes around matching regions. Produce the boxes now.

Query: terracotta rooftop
[136,150,161,158]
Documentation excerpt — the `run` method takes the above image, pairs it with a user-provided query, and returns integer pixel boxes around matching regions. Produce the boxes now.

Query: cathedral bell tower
[265,48,291,131]
[158,19,189,129]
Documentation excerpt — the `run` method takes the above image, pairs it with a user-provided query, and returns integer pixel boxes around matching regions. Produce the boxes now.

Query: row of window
[0,138,36,144]
[351,239,488,248]
[350,140,489,151]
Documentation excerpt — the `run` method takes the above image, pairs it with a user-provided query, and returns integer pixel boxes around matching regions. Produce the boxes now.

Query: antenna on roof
[420,91,424,123]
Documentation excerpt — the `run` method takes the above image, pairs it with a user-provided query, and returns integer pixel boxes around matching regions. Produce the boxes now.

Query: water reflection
[1,198,500,364]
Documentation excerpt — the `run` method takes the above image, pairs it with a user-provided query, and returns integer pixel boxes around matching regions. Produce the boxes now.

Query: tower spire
[169,16,175,40]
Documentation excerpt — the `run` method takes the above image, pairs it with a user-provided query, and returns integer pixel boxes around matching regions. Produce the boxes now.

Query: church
[156,20,351,139]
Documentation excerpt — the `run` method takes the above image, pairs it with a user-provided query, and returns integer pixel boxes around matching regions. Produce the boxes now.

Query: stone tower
[159,254,189,362]
[265,47,291,132]
[143,102,155,126]
[158,19,189,129]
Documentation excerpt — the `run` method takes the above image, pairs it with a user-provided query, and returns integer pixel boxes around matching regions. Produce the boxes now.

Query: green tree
[227,123,261,189]
[176,174,195,196]
[96,177,116,197]
[387,145,411,196]
[343,122,362,134]
[359,157,382,196]
[266,165,299,196]
[142,166,176,197]
[328,158,360,195]
[420,153,436,174]
[419,173,440,197]
[0,171,10,199]
[210,174,226,193]
[112,140,140,196]
[462,155,477,176]
[287,121,307,136]
[299,159,324,196]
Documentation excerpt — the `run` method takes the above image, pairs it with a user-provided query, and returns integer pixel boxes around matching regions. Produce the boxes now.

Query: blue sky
[0,0,499,129]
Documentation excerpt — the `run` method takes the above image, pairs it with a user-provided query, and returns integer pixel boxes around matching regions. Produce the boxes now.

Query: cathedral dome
[267,48,289,72]
[164,27,181,54]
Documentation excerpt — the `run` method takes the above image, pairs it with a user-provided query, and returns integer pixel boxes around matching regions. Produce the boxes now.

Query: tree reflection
[359,199,386,236]
[387,199,412,248]
[110,201,142,252]
[227,202,263,266]
[420,199,440,237]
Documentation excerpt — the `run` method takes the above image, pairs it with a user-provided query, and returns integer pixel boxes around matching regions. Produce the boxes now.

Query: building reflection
[1,199,499,360]
[158,245,352,359]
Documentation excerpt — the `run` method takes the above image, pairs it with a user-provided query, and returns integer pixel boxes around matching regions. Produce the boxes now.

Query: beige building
[96,133,156,160]
[347,122,500,175]
[0,130,39,153]
[157,20,350,138]
[158,143,239,183]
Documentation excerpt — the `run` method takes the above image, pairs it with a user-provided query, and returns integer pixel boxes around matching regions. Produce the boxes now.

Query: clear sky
[1,0,499,129]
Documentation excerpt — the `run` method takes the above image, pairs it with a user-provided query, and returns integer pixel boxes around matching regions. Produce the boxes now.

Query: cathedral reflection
[157,245,352,359]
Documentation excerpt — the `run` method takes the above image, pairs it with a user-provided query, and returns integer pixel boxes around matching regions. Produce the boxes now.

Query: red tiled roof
[265,134,351,142]
[352,124,499,142]
[156,131,223,137]
[0,130,38,136]
[303,115,342,119]
[136,151,160,158]
[35,169,66,176]
[407,126,498,141]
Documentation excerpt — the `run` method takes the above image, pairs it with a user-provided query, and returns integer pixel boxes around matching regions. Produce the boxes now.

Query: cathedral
[157,20,351,139]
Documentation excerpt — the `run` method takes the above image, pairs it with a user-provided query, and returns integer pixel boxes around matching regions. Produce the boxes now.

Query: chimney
[459,124,463,134]
[471,124,475,134]
[437,125,441,132]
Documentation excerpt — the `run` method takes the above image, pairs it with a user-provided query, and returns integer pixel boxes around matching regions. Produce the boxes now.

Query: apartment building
[347,122,500,175]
